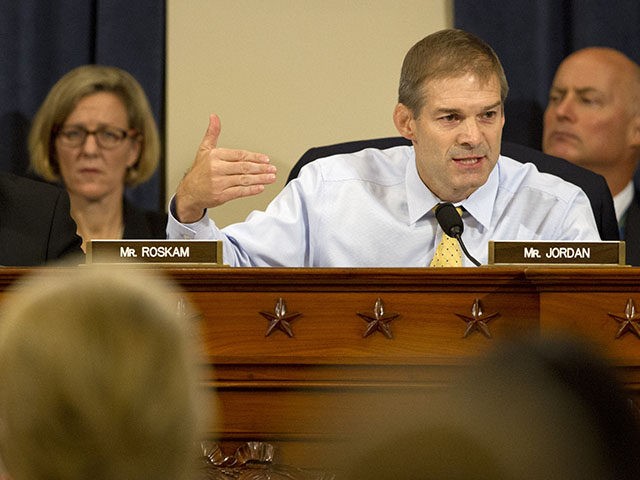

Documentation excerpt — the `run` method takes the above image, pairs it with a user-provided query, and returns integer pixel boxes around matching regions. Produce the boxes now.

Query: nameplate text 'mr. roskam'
[488,241,625,266]
[86,240,224,265]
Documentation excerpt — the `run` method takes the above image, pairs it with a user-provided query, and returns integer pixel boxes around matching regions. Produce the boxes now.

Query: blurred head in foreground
[0,267,204,480]
[343,336,640,480]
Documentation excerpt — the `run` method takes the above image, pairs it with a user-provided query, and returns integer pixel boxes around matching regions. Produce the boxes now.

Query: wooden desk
[1,267,638,471]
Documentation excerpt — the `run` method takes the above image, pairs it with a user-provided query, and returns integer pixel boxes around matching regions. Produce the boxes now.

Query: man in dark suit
[0,172,82,266]
[543,47,640,264]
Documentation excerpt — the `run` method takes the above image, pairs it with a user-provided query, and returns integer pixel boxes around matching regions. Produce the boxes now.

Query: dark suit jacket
[287,137,619,241]
[624,191,640,266]
[122,199,167,239]
[0,172,82,266]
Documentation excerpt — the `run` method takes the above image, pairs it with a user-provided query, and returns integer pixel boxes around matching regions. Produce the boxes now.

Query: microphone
[434,203,481,266]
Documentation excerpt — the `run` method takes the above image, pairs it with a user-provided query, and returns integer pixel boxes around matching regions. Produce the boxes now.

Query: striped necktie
[430,207,463,267]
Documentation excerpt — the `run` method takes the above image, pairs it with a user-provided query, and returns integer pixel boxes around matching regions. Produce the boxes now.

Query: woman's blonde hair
[0,267,206,480]
[28,65,161,186]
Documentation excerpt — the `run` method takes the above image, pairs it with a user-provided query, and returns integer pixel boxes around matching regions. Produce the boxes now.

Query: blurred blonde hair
[28,64,161,186]
[0,267,205,480]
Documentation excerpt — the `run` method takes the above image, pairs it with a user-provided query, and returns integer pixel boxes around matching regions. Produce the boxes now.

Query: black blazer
[122,198,167,239]
[0,172,82,266]
[287,137,619,242]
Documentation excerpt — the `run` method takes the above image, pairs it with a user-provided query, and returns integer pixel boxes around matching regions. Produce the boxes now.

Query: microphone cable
[434,202,481,266]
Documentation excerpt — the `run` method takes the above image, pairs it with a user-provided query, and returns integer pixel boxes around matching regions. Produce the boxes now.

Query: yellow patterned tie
[430,207,463,267]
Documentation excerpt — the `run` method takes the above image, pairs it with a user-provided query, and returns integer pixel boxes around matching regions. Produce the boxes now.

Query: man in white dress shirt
[167,28,600,267]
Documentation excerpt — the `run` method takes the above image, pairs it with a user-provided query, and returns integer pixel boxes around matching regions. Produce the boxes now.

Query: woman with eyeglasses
[28,65,166,251]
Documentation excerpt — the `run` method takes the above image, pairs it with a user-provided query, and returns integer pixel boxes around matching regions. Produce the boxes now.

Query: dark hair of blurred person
[342,335,640,480]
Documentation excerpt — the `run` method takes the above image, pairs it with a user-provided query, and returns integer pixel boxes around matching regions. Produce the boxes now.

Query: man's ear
[393,103,416,140]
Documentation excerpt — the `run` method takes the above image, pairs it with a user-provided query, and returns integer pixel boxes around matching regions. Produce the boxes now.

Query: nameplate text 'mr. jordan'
[86,240,224,265]
[488,241,625,266]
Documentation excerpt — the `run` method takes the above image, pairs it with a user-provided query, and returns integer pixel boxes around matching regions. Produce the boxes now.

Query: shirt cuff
[166,195,216,240]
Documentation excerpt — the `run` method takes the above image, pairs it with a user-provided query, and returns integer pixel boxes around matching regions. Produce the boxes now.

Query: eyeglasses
[56,126,134,150]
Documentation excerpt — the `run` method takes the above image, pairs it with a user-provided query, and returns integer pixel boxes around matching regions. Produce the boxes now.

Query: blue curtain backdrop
[454,0,640,151]
[0,0,165,211]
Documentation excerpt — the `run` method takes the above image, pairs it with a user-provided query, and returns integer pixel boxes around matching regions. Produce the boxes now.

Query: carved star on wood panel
[608,299,640,339]
[455,298,498,339]
[357,298,400,339]
[259,298,302,337]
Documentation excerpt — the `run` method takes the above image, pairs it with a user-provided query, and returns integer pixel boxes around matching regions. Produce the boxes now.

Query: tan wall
[166,1,452,227]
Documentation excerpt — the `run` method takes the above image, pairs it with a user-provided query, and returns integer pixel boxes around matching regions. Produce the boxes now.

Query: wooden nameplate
[86,240,225,266]
[488,241,625,266]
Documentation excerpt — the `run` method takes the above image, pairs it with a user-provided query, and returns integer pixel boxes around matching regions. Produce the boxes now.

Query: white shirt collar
[405,150,498,229]
[614,180,634,223]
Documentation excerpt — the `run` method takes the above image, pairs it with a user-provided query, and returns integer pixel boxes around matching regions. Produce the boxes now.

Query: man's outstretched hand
[175,114,276,223]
